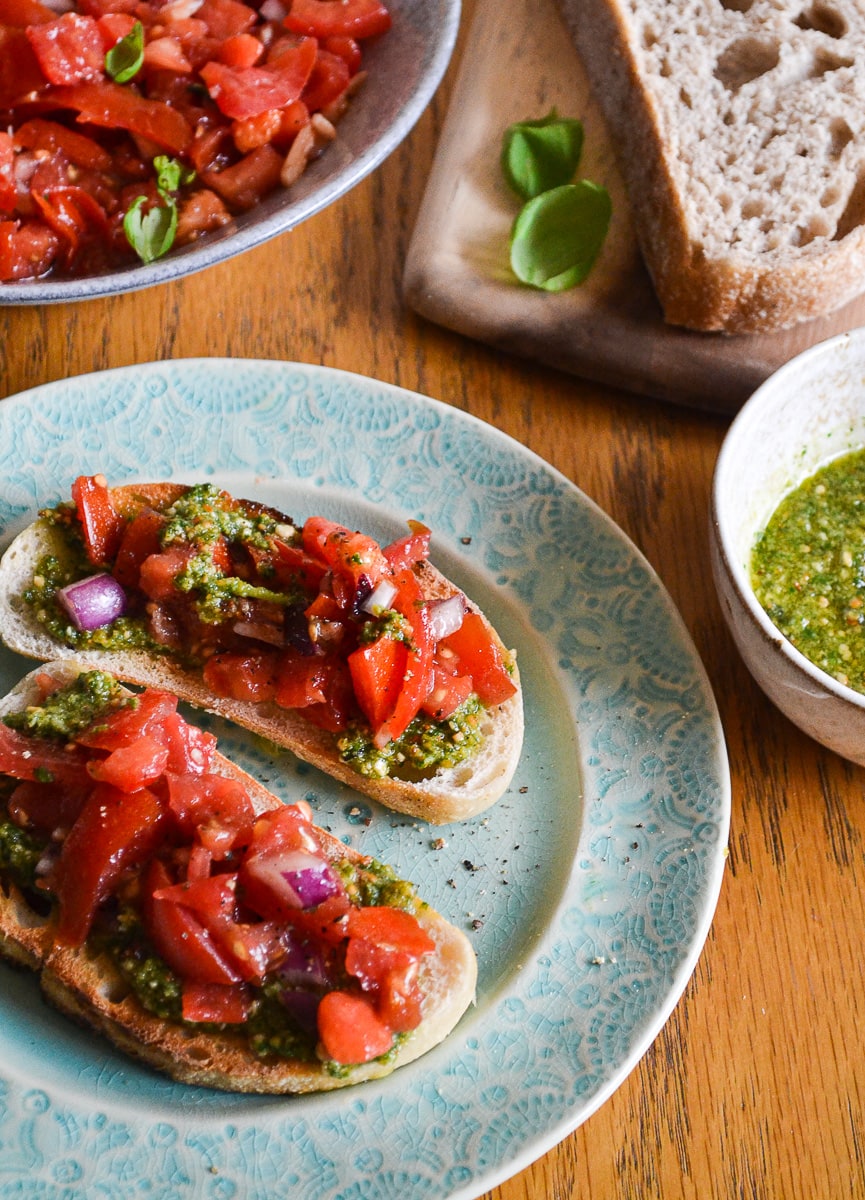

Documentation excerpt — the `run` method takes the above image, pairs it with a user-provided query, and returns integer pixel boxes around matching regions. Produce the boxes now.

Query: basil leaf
[154,154,195,196]
[509,181,612,292]
[501,111,584,200]
[105,21,144,84]
[123,195,178,264]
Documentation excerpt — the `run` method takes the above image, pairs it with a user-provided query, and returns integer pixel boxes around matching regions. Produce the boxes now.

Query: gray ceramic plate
[0,0,460,305]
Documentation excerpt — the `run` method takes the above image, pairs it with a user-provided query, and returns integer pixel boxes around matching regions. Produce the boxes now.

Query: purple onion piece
[284,602,317,655]
[57,573,128,632]
[276,989,321,1036]
[283,854,342,908]
[427,594,467,643]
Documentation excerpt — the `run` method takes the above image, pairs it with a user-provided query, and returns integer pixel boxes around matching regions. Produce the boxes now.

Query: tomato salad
[0,0,391,281]
[0,667,439,1066]
[26,476,518,780]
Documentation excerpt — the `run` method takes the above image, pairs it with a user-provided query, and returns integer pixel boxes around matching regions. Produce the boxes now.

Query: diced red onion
[259,0,288,18]
[360,578,398,615]
[281,851,342,908]
[232,620,285,647]
[276,989,320,1036]
[57,573,127,632]
[276,936,330,990]
[427,594,467,642]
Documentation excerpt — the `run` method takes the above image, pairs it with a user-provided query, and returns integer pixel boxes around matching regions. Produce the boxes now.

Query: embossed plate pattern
[0,360,729,1199]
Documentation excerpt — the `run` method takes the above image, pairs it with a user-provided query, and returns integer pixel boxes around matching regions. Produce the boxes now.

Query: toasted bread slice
[0,660,478,1093]
[556,0,865,332]
[0,483,523,824]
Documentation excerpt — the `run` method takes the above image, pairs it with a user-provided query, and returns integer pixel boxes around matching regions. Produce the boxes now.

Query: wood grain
[1,1,864,1195]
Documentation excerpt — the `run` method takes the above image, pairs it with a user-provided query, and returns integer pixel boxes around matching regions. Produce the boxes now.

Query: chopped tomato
[76,687,178,749]
[348,633,407,732]
[137,544,195,602]
[201,142,283,209]
[142,857,244,985]
[299,48,349,114]
[202,650,278,703]
[201,36,315,120]
[302,516,390,604]
[7,778,90,836]
[284,0,392,40]
[317,990,393,1064]
[53,782,167,945]
[159,709,217,774]
[87,733,170,791]
[346,905,436,959]
[111,507,167,588]
[367,568,435,748]
[438,612,518,707]
[182,980,253,1023]
[0,219,60,281]
[382,521,431,571]
[421,661,473,721]
[196,0,256,40]
[25,12,105,86]
[166,770,255,853]
[0,720,93,787]
[322,34,362,75]
[218,31,262,69]
[71,474,124,566]
[0,0,55,24]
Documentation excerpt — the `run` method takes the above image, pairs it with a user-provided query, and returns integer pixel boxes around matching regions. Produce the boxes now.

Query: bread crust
[0,661,478,1093]
[556,0,865,333]
[0,484,523,824]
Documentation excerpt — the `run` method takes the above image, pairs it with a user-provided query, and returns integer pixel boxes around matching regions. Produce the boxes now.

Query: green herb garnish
[501,110,584,200]
[509,181,611,292]
[105,21,144,83]
[501,112,611,292]
[123,155,195,264]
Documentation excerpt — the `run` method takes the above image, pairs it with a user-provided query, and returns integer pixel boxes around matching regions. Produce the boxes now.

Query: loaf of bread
[555,0,865,333]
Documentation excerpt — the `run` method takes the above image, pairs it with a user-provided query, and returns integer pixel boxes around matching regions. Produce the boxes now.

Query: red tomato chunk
[0,0,391,281]
[0,676,438,1065]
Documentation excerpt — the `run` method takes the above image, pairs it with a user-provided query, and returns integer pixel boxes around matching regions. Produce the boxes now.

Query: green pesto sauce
[162,483,282,552]
[751,447,865,691]
[0,818,44,889]
[338,695,485,779]
[3,670,125,741]
[24,548,165,655]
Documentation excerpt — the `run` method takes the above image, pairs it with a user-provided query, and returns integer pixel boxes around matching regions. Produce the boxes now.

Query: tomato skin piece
[53,782,167,946]
[14,117,112,171]
[322,34,362,75]
[317,990,393,1064]
[0,0,55,24]
[368,568,435,748]
[0,28,50,108]
[196,0,256,40]
[71,474,124,567]
[201,37,315,120]
[166,770,255,853]
[345,905,436,958]
[50,81,193,154]
[438,612,517,707]
[284,0,392,40]
[421,661,473,721]
[159,710,217,775]
[302,517,390,602]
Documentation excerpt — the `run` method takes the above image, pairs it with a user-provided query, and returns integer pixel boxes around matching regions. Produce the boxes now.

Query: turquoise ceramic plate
[0,360,729,1198]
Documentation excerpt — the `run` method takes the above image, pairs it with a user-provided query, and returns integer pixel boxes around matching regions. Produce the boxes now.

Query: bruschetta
[0,477,523,824]
[0,659,477,1093]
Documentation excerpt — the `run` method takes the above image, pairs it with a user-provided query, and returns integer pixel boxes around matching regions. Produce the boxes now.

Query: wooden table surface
[1,3,863,1196]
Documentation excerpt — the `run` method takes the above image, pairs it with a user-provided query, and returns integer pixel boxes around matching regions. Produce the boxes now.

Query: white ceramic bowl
[710,326,865,763]
[0,0,460,306]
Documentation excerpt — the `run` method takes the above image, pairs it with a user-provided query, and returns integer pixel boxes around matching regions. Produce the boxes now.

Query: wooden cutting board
[403,0,865,413]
